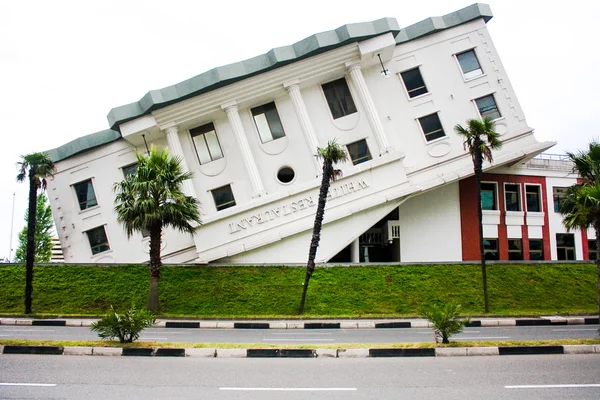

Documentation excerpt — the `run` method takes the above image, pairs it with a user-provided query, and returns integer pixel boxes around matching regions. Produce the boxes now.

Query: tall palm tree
[299,140,347,314]
[560,142,600,335]
[454,117,502,314]
[113,146,201,312]
[16,152,56,314]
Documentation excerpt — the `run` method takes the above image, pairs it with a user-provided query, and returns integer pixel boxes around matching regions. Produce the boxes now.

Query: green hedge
[0,264,596,317]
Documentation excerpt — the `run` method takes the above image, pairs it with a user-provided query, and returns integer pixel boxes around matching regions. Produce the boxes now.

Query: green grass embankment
[0,264,596,317]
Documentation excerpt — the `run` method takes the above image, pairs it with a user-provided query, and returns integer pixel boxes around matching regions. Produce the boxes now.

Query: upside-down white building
[46,3,593,265]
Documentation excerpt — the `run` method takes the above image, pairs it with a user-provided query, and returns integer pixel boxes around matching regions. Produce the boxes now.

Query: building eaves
[395,3,492,44]
[106,17,401,131]
[47,129,121,163]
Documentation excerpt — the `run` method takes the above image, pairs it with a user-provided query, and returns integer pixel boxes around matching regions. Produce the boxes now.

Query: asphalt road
[0,325,598,343]
[1,354,599,399]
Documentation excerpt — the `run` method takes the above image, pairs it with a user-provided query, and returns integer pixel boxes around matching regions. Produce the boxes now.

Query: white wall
[399,182,462,262]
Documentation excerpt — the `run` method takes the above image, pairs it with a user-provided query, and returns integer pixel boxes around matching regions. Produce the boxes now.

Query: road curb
[1,317,598,330]
[0,345,598,358]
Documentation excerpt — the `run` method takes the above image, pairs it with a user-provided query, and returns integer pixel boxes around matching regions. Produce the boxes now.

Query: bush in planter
[421,302,470,344]
[91,305,155,343]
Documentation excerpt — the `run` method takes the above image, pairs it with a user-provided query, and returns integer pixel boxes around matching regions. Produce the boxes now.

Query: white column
[221,101,265,197]
[351,238,360,263]
[284,80,321,173]
[165,126,197,198]
[346,62,392,155]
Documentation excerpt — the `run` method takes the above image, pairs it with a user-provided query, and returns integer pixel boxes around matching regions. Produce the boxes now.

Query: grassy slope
[0,264,596,317]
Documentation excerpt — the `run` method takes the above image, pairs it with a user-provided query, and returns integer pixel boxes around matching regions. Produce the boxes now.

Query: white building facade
[48,4,589,265]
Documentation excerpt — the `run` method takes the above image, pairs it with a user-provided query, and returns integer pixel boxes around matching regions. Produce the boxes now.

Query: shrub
[421,302,470,344]
[90,305,155,343]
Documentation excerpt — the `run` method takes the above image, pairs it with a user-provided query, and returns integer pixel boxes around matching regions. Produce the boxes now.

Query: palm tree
[113,146,201,312]
[454,117,502,314]
[16,152,56,314]
[299,140,347,314]
[559,142,600,335]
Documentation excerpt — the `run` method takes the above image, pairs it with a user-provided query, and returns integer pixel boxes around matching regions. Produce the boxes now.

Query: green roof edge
[48,129,121,162]
[53,3,492,163]
[106,17,401,130]
[396,3,492,44]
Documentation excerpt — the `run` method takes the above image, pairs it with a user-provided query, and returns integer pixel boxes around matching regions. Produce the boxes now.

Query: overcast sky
[1,0,598,260]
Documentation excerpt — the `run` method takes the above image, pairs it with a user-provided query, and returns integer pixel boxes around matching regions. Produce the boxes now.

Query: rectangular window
[525,185,542,212]
[508,239,523,260]
[456,49,483,79]
[190,122,224,164]
[553,187,568,213]
[556,233,575,260]
[504,183,521,212]
[251,102,286,143]
[122,163,138,178]
[475,94,501,120]
[73,179,98,210]
[529,239,544,260]
[86,226,110,255]
[347,139,372,165]
[483,239,499,260]
[212,185,236,212]
[589,240,597,261]
[418,113,445,142]
[481,182,497,211]
[400,68,428,98]
[322,78,357,119]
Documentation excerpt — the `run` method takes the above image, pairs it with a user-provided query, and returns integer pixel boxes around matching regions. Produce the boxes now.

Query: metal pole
[8,192,15,262]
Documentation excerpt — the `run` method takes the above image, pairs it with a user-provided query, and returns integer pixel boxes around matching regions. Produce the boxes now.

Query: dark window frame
[251,102,286,143]
[525,184,542,213]
[475,94,501,120]
[588,239,597,261]
[553,187,568,213]
[418,113,446,142]
[86,225,110,255]
[322,78,357,119]
[211,185,236,212]
[122,163,138,179]
[481,182,498,211]
[483,238,499,260]
[556,233,576,260]
[400,67,429,99]
[73,179,98,211]
[529,239,544,260]
[346,139,372,166]
[504,183,521,212]
[190,122,224,165]
[456,49,484,79]
[508,239,523,260]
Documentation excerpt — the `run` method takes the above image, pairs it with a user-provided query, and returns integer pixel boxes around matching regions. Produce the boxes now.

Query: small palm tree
[299,140,347,314]
[560,142,600,335]
[16,152,56,314]
[113,146,201,312]
[454,117,502,313]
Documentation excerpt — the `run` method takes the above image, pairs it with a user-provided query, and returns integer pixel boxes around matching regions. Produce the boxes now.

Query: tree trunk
[299,160,333,314]
[442,333,449,344]
[474,149,490,313]
[595,217,600,336]
[24,171,38,314]
[147,224,162,312]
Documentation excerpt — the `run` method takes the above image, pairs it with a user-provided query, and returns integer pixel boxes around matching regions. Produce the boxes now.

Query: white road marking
[220,387,356,391]
[0,383,57,387]
[455,337,510,340]
[552,328,599,332]
[263,339,335,342]
[506,384,600,389]
[271,332,333,335]
[0,329,55,332]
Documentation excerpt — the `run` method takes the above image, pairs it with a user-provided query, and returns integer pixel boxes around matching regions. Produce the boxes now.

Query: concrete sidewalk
[1,316,598,329]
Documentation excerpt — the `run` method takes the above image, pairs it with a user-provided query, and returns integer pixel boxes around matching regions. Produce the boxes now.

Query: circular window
[277,167,295,184]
